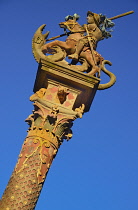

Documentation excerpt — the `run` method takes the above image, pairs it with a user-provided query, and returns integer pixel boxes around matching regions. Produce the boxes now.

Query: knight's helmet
[87,11,101,26]
[87,11,115,38]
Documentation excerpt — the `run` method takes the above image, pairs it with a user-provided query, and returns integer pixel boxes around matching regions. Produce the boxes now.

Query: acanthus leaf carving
[26,88,85,144]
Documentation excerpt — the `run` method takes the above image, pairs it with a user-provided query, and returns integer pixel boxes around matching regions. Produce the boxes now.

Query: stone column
[0,59,100,209]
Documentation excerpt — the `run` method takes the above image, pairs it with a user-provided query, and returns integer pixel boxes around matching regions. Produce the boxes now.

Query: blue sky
[0,0,138,209]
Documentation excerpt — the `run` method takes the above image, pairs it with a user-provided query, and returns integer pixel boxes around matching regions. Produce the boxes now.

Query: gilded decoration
[27,88,85,142]
[15,127,58,184]
[19,85,86,187]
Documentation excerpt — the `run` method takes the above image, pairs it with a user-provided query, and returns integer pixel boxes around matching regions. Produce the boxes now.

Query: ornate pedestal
[0,59,100,209]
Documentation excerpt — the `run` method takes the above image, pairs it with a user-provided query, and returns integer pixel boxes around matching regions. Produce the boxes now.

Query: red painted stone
[67,93,75,100]
[64,101,71,107]
[46,94,52,100]
[50,86,58,93]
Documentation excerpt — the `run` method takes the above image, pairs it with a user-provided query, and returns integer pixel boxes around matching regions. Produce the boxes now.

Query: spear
[85,25,97,65]
[46,31,71,42]
[109,10,134,20]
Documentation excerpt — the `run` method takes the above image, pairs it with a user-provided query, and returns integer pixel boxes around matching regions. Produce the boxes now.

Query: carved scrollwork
[32,25,66,63]
[26,88,85,144]
[98,60,116,90]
